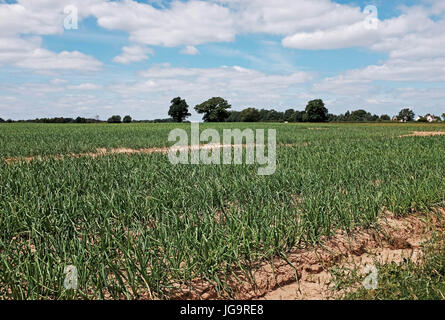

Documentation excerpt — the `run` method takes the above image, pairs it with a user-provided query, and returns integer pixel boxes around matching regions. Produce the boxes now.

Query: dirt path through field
[399,131,445,138]
[4,143,261,164]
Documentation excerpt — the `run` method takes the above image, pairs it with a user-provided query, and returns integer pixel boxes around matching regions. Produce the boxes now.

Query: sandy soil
[399,131,445,138]
[168,208,444,300]
[4,144,259,164]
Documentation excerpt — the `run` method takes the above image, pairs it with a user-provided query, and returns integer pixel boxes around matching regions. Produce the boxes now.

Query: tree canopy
[195,97,231,122]
[168,97,191,122]
[398,108,415,122]
[305,99,328,122]
[240,108,261,122]
[107,115,122,123]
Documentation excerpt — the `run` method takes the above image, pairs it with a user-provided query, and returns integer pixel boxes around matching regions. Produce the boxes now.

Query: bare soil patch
[167,208,444,300]
[4,143,298,164]
[399,131,445,138]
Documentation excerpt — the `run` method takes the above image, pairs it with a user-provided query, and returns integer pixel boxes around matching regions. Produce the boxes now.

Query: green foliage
[168,97,191,123]
[240,108,261,122]
[226,111,242,122]
[334,109,380,122]
[290,111,306,122]
[338,235,444,300]
[123,115,132,123]
[284,109,295,122]
[398,108,415,122]
[1,122,445,299]
[107,115,122,123]
[380,114,391,121]
[305,99,328,122]
[195,97,231,122]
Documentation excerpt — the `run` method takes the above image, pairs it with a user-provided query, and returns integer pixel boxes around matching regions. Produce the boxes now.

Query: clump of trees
[398,108,415,122]
[240,108,261,122]
[333,109,380,122]
[107,115,122,123]
[201,99,330,123]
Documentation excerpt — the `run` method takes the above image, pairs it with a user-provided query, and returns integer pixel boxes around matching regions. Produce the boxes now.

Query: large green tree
[398,108,415,122]
[305,99,328,122]
[168,97,191,122]
[107,115,121,123]
[123,115,132,123]
[194,97,231,122]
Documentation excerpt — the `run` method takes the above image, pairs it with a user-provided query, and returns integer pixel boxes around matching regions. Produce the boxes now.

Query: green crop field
[0,122,444,299]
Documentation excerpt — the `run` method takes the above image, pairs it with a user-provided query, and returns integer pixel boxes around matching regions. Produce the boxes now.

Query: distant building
[425,114,439,123]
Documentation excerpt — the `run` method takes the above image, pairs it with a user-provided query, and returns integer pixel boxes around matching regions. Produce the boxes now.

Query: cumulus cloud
[0,0,103,71]
[93,0,236,46]
[67,83,103,90]
[0,36,102,71]
[282,6,434,50]
[113,45,154,64]
[180,46,199,55]
[110,64,313,113]
[224,0,363,35]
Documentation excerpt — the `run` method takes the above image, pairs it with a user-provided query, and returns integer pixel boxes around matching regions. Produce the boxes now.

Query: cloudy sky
[0,0,444,120]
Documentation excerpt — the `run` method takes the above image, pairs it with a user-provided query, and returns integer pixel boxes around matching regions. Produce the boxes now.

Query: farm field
[0,122,444,299]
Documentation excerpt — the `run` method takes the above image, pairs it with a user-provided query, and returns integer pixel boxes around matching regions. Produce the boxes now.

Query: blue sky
[0,0,444,120]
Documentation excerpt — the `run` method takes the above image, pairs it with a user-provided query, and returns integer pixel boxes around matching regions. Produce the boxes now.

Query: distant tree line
[0,117,103,123]
[166,96,444,123]
[167,97,332,123]
[1,99,443,124]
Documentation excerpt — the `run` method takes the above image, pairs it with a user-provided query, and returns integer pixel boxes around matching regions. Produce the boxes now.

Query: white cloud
[282,6,434,50]
[225,0,363,35]
[113,45,154,64]
[0,36,102,71]
[67,83,103,90]
[50,78,68,85]
[0,1,103,72]
[93,0,236,46]
[180,46,199,55]
[109,65,313,117]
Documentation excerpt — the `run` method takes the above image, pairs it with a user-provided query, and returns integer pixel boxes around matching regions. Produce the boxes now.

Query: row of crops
[0,122,444,299]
